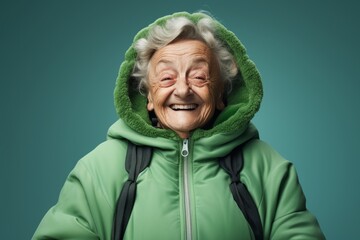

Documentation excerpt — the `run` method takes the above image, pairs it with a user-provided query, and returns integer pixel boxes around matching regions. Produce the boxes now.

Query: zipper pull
[181,139,189,157]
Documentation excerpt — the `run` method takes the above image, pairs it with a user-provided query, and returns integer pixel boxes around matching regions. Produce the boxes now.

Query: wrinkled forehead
[149,39,219,75]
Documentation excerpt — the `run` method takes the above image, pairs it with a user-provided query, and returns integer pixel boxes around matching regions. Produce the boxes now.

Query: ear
[147,93,154,111]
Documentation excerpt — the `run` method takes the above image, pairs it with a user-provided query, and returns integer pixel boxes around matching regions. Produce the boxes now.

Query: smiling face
[146,39,224,139]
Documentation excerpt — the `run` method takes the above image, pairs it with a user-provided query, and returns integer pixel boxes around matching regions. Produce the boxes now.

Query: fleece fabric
[33,12,325,240]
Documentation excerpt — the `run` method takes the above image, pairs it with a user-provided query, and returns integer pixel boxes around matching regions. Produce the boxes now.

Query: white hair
[132,15,238,95]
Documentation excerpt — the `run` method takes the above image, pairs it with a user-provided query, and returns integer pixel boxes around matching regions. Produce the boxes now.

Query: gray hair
[131,15,238,95]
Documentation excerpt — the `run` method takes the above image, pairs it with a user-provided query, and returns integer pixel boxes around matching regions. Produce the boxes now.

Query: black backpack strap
[219,142,264,240]
[112,141,152,240]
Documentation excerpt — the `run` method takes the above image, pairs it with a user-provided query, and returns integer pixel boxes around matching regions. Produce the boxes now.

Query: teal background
[1,0,359,239]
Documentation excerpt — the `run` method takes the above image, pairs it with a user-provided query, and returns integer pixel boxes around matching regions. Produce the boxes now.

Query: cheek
[200,84,224,111]
[196,88,217,110]
[148,86,171,108]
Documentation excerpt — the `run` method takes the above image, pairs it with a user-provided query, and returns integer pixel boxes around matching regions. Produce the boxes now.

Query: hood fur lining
[114,12,262,140]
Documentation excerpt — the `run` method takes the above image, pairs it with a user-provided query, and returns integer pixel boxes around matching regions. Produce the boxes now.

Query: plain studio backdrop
[1,0,359,239]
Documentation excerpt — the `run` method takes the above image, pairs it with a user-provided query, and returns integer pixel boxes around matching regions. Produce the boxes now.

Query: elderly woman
[33,12,325,240]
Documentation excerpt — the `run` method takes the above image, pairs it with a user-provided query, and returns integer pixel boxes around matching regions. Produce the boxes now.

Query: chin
[171,123,202,134]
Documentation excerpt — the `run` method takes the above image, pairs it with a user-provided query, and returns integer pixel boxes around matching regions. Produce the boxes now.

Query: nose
[174,76,192,97]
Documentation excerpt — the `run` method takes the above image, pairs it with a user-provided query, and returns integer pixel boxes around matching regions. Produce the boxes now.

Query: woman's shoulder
[66,139,129,191]
[244,139,292,168]
[242,139,296,186]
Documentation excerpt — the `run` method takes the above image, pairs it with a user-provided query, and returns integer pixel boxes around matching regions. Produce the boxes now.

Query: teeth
[170,104,197,110]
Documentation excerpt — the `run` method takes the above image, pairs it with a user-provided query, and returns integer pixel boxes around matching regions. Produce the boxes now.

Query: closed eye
[189,77,209,87]
[159,77,176,87]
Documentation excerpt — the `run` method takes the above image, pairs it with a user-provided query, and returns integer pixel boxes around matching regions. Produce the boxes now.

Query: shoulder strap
[112,141,152,240]
[219,142,264,240]
[113,141,262,239]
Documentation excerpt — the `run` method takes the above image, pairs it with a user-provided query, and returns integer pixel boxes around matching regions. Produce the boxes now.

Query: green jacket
[33,12,325,240]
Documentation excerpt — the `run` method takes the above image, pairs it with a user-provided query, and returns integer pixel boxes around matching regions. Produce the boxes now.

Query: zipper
[181,139,192,240]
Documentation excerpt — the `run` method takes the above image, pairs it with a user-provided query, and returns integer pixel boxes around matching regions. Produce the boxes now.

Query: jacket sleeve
[32,161,109,240]
[261,161,325,240]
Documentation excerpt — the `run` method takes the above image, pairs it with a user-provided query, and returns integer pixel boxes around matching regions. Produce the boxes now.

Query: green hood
[114,11,263,140]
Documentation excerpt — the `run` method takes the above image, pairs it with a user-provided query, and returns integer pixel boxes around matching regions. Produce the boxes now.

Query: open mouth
[170,104,198,111]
